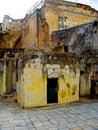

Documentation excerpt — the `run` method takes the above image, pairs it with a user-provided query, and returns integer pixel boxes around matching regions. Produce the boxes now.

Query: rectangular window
[58,17,67,30]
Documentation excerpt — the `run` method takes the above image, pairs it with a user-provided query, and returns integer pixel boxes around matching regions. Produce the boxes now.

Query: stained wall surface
[17,53,80,108]
[0,0,98,50]
[51,21,98,96]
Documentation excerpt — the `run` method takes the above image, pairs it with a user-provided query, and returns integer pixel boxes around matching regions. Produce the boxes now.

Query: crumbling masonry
[0,0,98,107]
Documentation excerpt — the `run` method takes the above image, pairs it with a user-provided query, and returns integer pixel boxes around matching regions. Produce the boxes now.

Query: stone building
[0,0,98,107]
[17,51,80,108]
[0,0,97,50]
[17,20,98,108]
[15,0,98,50]
[51,20,98,96]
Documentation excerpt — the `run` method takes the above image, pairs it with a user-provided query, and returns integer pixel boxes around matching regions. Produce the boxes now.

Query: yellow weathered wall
[17,61,80,108]
[44,1,97,30]
[16,13,37,49]
[45,0,97,26]
[37,0,98,50]
[55,65,79,104]
[45,6,59,33]
[17,72,24,107]
[18,60,47,108]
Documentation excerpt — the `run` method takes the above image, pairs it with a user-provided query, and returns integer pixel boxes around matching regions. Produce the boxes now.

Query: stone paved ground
[0,101,98,130]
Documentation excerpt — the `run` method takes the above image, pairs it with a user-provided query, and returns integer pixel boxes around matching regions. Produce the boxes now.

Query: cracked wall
[1,0,97,50]
[17,52,80,108]
[0,0,98,101]
[51,21,98,96]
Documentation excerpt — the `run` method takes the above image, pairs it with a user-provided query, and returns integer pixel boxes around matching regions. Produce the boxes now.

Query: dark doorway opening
[47,78,58,103]
[64,45,68,52]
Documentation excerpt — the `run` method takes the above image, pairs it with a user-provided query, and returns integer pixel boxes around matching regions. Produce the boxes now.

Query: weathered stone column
[6,60,13,94]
